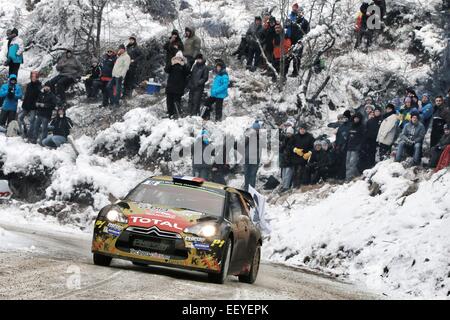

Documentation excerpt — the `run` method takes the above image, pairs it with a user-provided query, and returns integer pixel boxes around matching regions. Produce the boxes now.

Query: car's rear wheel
[238,243,261,284]
[208,239,231,284]
[93,253,112,266]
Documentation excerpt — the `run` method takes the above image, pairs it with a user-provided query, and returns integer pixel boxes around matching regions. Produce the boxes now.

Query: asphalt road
[0,222,377,300]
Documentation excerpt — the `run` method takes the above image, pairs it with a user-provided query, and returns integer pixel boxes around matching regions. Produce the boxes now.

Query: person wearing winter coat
[109,45,131,107]
[430,96,450,147]
[164,30,184,66]
[346,113,365,181]
[246,16,265,71]
[201,60,229,122]
[46,49,83,105]
[4,28,24,77]
[306,141,330,185]
[165,51,189,118]
[42,107,74,148]
[123,35,144,98]
[184,27,202,67]
[395,111,426,166]
[272,23,292,79]
[0,74,23,128]
[263,16,277,64]
[18,71,42,139]
[84,58,102,99]
[191,129,212,180]
[418,93,433,131]
[360,106,382,170]
[280,126,295,192]
[334,110,352,180]
[31,85,58,144]
[99,49,117,107]
[291,123,315,187]
[244,122,262,191]
[187,54,209,116]
[377,104,398,160]
[355,2,373,51]
[430,124,450,168]
[398,97,418,129]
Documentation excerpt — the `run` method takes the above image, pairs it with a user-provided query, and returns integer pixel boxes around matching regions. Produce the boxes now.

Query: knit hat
[343,110,352,120]
[252,122,261,130]
[286,127,294,135]
[292,3,299,10]
[129,34,137,41]
[385,103,395,111]
[298,122,307,130]
[269,16,276,24]
[314,140,322,147]
[321,140,330,148]
[195,53,204,60]
[171,29,179,36]
[11,28,18,35]
[375,106,383,112]
[255,16,262,21]
[410,111,420,119]
[118,44,126,50]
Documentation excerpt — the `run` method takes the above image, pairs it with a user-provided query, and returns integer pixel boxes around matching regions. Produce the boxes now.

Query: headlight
[106,209,127,223]
[184,224,218,238]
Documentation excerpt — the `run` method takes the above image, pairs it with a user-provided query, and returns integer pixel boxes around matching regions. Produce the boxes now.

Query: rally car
[92,176,262,284]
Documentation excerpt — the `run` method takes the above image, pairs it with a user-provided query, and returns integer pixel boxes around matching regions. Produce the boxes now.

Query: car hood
[120,201,219,233]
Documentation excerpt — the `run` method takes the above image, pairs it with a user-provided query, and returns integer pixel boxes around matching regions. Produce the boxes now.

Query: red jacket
[435,145,450,172]
[273,38,292,60]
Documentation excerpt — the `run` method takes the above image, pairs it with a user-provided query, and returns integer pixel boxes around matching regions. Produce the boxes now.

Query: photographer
[0,74,23,128]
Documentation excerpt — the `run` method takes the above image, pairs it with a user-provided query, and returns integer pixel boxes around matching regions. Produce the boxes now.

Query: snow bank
[263,162,450,298]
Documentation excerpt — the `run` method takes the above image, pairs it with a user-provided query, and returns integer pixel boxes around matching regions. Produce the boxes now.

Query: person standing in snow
[123,35,144,99]
[84,57,102,99]
[246,16,265,72]
[395,111,426,166]
[430,96,450,148]
[334,110,352,180]
[0,74,23,128]
[244,122,262,191]
[184,27,202,68]
[42,107,74,148]
[164,30,184,66]
[418,93,433,132]
[187,53,209,116]
[4,28,24,77]
[191,129,212,180]
[19,71,42,139]
[31,85,58,144]
[165,51,189,118]
[291,123,315,187]
[263,16,277,65]
[377,103,398,160]
[98,49,117,108]
[360,106,382,170]
[429,124,450,168]
[272,22,292,80]
[201,60,229,122]
[354,2,373,52]
[346,113,365,181]
[109,45,131,107]
[46,49,83,105]
[280,126,295,192]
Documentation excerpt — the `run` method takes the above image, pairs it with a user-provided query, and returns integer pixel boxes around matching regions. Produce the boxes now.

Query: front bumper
[92,220,223,273]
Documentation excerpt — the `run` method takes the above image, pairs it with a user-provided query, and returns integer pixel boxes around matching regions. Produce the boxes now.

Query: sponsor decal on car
[128,215,189,233]
[193,242,211,251]
[143,210,177,220]
[184,236,206,242]
[104,223,124,237]
[130,248,171,260]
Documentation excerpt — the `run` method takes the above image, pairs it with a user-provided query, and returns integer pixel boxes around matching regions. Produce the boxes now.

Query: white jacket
[112,52,131,78]
[377,113,398,146]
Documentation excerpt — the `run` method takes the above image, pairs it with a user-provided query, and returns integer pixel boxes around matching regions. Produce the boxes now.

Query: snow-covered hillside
[0,0,449,299]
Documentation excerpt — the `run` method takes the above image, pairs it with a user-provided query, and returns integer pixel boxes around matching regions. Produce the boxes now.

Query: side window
[229,193,242,222]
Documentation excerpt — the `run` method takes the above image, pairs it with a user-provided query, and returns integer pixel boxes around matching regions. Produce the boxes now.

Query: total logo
[128,215,188,233]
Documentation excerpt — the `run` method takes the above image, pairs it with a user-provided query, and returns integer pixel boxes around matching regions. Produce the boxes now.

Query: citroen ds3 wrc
[92,176,262,284]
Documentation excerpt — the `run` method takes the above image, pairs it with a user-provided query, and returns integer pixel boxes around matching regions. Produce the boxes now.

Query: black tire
[208,239,232,284]
[238,243,261,284]
[93,253,112,266]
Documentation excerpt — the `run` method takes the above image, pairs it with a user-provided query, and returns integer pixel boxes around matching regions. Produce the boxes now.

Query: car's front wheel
[238,243,261,284]
[208,239,232,284]
[93,253,112,266]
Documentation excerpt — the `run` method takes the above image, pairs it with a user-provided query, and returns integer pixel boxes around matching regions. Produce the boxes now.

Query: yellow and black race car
[92,176,262,284]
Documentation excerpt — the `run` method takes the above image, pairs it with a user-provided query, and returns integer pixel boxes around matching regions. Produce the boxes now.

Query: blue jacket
[0,74,23,111]
[210,70,229,99]
[7,37,24,64]
[420,102,433,122]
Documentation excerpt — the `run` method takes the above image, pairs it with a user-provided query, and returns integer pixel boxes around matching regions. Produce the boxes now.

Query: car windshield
[126,181,226,217]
